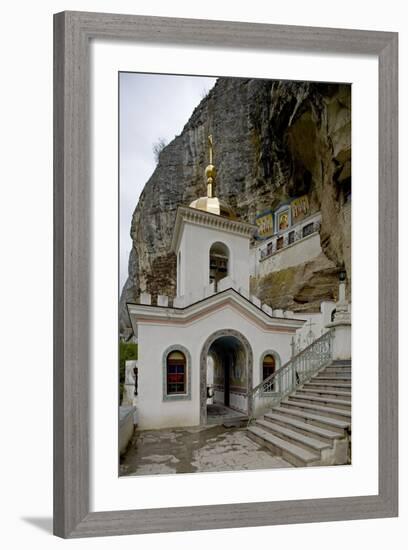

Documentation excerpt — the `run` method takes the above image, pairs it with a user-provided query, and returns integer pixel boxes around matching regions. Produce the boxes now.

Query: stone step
[272,406,350,434]
[264,412,343,443]
[280,400,352,421]
[247,425,319,467]
[321,368,351,376]
[316,370,351,375]
[256,418,330,453]
[330,360,352,366]
[289,394,351,410]
[297,388,351,399]
[315,375,351,382]
[305,381,351,391]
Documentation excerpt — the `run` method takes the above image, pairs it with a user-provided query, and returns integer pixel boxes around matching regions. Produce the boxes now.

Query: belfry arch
[209,241,229,290]
[200,329,253,425]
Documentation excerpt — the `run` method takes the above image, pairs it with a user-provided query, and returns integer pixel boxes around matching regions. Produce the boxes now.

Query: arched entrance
[200,329,253,425]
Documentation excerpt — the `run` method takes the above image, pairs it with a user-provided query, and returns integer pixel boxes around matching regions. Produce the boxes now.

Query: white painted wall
[291,301,336,352]
[255,232,322,278]
[229,392,248,413]
[136,304,295,429]
[119,406,137,455]
[176,221,251,300]
[331,324,352,360]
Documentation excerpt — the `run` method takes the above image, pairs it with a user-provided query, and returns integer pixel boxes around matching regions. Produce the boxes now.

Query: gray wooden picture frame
[53,11,398,538]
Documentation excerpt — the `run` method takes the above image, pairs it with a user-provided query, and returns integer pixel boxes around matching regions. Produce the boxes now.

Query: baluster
[290,365,292,393]
[290,363,293,392]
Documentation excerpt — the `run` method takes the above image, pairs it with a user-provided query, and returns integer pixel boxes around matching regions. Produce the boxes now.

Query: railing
[249,329,333,417]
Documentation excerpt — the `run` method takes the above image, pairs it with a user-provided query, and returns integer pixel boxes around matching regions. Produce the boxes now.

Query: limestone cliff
[120,78,351,336]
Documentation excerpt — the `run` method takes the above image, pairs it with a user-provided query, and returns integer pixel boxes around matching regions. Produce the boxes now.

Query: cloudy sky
[119,72,217,291]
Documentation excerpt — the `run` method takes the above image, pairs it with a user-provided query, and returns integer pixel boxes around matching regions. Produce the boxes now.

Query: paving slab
[120,424,292,476]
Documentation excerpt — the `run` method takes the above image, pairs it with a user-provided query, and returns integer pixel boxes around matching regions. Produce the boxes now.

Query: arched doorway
[200,329,253,425]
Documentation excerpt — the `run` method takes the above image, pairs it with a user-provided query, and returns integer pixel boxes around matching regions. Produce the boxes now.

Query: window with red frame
[166,351,186,394]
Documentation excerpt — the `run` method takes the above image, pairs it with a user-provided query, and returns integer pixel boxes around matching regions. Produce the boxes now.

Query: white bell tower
[170,136,255,307]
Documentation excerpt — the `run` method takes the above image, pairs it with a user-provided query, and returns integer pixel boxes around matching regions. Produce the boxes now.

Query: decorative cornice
[127,288,305,333]
[171,206,256,252]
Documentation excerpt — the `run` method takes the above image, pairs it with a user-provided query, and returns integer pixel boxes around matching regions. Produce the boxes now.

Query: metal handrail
[250,328,334,400]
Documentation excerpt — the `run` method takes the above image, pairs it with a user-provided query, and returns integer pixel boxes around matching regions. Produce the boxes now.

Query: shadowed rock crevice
[251,254,340,313]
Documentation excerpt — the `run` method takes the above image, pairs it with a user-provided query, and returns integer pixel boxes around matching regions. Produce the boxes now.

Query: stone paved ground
[206,403,247,425]
[120,424,292,476]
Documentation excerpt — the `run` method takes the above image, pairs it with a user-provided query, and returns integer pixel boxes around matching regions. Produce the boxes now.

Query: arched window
[262,354,276,381]
[209,242,229,290]
[166,350,186,395]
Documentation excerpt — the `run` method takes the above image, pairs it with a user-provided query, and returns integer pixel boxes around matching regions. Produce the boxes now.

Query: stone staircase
[247,360,351,467]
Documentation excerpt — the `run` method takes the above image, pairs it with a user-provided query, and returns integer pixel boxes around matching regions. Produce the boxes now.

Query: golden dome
[205,163,216,181]
[189,196,236,219]
[189,135,236,220]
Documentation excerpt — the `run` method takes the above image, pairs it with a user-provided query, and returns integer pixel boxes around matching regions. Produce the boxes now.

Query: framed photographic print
[54,11,398,538]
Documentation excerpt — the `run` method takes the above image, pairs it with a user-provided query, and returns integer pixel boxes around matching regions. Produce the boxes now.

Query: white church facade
[125,136,324,430]
[127,205,307,429]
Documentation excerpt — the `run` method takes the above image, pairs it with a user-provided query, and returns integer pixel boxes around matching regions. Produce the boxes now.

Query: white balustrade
[139,292,151,305]
[157,294,169,307]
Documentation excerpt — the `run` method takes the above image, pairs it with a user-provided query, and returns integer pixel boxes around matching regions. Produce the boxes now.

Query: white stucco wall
[119,406,137,455]
[254,232,322,278]
[291,301,336,352]
[136,304,296,429]
[229,391,248,413]
[331,323,352,360]
[177,221,251,299]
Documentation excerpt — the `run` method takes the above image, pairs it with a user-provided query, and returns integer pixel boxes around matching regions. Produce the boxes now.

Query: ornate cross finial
[205,134,216,198]
[208,134,213,164]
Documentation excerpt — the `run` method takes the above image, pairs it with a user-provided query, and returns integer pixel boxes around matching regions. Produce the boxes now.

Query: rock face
[120,78,351,335]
